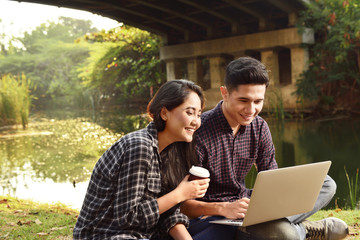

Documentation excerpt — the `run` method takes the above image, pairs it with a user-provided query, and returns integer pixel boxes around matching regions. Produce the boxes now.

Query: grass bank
[0,196,359,239]
[0,196,77,239]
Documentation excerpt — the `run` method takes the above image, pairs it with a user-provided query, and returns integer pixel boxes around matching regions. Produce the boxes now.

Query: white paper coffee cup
[188,166,210,181]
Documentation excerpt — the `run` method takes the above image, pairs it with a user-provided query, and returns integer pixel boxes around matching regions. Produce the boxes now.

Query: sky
[0,0,121,37]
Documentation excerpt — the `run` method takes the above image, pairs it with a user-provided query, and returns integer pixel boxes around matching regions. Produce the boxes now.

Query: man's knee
[237,219,300,240]
[324,175,337,199]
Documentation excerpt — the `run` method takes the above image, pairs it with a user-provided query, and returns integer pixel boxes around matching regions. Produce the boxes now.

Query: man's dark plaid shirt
[73,122,188,239]
[195,101,278,202]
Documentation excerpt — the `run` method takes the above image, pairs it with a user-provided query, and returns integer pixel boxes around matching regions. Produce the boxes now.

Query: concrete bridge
[12,0,314,110]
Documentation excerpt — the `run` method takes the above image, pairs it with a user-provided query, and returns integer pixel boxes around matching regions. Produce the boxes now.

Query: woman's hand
[175,175,210,202]
[157,175,209,214]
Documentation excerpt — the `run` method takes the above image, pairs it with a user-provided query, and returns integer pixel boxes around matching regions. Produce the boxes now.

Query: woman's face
[162,91,202,143]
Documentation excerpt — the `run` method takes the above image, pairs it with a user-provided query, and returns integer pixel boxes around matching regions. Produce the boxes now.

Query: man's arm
[180,198,249,219]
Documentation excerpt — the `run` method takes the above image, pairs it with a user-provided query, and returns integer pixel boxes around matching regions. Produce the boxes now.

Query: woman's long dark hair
[147,80,205,193]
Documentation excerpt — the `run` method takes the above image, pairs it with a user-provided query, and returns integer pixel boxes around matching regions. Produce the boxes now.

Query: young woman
[73,80,209,240]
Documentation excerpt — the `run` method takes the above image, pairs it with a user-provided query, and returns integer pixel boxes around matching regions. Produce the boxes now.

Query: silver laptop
[210,161,331,227]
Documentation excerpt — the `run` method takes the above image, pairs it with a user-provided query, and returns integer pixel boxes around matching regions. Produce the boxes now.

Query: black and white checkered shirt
[73,122,189,239]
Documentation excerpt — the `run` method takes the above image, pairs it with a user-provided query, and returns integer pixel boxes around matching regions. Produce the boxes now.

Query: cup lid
[189,166,210,178]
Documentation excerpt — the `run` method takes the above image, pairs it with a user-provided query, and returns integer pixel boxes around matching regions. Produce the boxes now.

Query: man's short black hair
[224,57,269,93]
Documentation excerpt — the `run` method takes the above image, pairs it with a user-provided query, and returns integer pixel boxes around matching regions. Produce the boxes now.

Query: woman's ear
[160,107,168,121]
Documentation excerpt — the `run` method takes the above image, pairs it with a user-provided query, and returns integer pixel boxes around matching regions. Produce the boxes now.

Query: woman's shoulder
[119,127,154,148]
[98,127,155,169]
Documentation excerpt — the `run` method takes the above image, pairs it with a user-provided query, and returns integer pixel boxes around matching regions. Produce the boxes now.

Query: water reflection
[268,117,360,208]
[0,117,129,208]
[0,111,359,210]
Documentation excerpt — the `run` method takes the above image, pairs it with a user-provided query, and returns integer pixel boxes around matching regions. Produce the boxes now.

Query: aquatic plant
[266,88,285,121]
[0,73,33,129]
[344,166,359,210]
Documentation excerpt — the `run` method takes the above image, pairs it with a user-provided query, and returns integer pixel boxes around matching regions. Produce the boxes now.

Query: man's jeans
[188,175,336,240]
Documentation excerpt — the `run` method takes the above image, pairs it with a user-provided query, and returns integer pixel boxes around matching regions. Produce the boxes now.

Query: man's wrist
[197,201,227,216]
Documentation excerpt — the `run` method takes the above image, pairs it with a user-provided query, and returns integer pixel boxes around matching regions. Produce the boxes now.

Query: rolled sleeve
[156,205,189,236]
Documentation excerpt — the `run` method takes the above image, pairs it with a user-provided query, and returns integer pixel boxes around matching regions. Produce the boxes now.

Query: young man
[181,57,349,240]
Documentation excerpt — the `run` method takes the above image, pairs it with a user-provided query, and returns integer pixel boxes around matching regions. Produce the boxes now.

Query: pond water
[0,110,359,210]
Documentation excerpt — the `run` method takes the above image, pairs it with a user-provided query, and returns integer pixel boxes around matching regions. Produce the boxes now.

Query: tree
[19,17,97,54]
[0,19,20,56]
[0,17,97,109]
[78,25,165,106]
[296,0,360,111]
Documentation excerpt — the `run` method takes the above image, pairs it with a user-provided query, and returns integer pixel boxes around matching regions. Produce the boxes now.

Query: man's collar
[215,100,247,134]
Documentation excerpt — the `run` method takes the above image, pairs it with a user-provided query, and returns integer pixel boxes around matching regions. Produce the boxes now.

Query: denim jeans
[188,216,238,240]
[287,175,336,240]
[187,175,336,240]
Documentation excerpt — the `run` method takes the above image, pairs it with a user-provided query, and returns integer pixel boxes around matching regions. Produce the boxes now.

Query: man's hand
[222,198,250,219]
[180,197,249,219]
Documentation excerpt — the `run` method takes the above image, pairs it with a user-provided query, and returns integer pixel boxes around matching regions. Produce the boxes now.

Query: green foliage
[19,17,97,53]
[0,41,91,109]
[78,25,166,104]
[0,18,97,109]
[0,20,20,57]
[0,73,33,128]
[344,167,359,210]
[1,19,165,111]
[266,88,285,120]
[296,0,360,110]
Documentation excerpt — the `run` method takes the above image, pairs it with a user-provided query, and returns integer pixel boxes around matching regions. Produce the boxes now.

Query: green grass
[307,209,360,239]
[0,195,359,239]
[0,196,77,239]
[308,208,360,225]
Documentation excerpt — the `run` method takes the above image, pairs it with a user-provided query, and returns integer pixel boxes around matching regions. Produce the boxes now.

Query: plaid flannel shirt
[195,101,278,202]
[73,122,188,239]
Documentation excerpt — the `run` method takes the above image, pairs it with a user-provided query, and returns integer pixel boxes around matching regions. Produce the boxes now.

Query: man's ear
[160,107,168,121]
[220,86,229,101]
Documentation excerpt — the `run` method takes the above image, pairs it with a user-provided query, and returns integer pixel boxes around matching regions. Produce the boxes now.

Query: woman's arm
[169,224,193,240]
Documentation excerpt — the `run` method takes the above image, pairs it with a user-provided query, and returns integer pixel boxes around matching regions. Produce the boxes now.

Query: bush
[296,0,360,111]
[0,73,33,128]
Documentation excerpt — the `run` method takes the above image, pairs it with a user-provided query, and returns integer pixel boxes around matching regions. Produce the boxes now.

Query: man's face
[220,84,266,127]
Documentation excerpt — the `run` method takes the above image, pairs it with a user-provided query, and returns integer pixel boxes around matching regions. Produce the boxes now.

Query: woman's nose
[192,116,201,129]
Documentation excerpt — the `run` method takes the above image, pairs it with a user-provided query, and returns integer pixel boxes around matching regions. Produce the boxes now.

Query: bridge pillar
[187,57,203,84]
[290,47,309,84]
[165,59,182,80]
[261,50,280,86]
[208,55,227,88]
